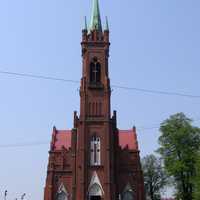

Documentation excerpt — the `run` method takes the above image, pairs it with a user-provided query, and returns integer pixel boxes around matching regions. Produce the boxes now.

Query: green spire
[89,0,102,32]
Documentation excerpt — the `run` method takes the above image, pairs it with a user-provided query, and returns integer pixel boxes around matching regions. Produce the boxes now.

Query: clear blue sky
[0,0,199,199]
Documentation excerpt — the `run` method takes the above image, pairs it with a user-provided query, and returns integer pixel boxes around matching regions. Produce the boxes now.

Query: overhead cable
[0,69,199,98]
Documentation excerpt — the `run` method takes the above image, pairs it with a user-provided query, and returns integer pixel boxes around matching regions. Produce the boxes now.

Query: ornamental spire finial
[105,16,109,31]
[84,16,88,30]
[89,0,102,32]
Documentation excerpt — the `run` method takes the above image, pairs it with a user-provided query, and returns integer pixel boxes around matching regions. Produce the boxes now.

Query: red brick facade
[44,2,145,200]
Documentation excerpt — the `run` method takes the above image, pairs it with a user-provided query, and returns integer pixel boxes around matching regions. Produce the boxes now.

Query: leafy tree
[193,155,200,200]
[158,113,200,200]
[142,154,168,200]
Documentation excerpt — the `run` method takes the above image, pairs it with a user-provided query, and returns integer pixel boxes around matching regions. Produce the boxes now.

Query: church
[44,1,145,200]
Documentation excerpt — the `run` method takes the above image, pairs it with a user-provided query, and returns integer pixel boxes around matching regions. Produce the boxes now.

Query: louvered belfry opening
[90,57,101,84]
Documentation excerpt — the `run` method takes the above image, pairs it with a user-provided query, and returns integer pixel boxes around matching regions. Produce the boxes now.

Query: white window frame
[90,136,101,166]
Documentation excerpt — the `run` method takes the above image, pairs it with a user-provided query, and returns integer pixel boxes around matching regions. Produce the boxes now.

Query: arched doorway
[123,191,134,200]
[88,183,103,200]
[56,183,68,200]
[57,191,68,200]
[122,183,134,200]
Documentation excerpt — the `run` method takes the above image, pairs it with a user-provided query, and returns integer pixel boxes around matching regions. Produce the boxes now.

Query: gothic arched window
[89,183,103,197]
[56,183,68,200]
[88,171,104,199]
[123,191,134,200]
[90,135,101,166]
[122,184,134,200]
[90,58,101,84]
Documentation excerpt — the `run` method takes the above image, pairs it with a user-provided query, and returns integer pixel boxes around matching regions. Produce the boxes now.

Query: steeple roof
[89,0,102,32]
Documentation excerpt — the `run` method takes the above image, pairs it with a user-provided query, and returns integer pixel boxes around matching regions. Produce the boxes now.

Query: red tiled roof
[51,128,138,151]
[52,130,71,150]
[118,129,138,150]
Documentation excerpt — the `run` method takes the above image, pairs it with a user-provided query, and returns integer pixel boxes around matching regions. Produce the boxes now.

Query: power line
[137,126,160,131]
[0,70,79,84]
[0,141,49,148]
[0,69,200,99]
[111,84,200,98]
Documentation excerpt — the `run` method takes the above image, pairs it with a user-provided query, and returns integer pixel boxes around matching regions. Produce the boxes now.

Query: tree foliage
[142,154,168,200]
[193,155,200,200]
[158,113,200,200]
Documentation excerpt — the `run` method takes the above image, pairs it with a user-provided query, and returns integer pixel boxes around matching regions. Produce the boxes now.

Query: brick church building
[44,1,145,200]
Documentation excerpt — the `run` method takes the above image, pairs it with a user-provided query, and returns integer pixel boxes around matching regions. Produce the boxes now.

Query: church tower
[73,1,115,199]
[44,1,145,200]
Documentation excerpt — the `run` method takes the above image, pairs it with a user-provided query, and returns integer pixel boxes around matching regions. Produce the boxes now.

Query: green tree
[158,113,200,200]
[193,155,200,200]
[142,154,168,200]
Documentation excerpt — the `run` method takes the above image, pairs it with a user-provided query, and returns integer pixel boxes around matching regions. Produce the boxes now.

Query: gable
[51,128,138,151]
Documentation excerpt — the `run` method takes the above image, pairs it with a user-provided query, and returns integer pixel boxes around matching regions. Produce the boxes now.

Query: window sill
[88,83,104,89]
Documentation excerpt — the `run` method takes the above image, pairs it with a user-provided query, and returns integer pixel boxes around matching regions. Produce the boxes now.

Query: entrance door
[90,196,101,200]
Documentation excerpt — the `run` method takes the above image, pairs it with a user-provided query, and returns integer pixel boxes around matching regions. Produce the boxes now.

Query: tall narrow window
[90,58,101,84]
[99,102,102,116]
[95,102,98,116]
[90,135,101,166]
[92,103,95,116]
[88,102,92,117]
